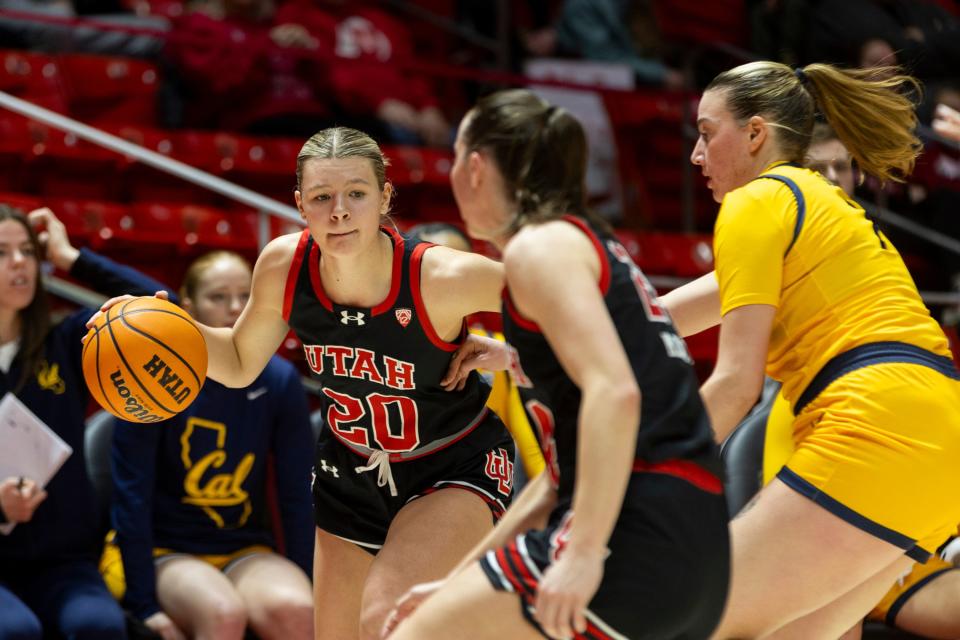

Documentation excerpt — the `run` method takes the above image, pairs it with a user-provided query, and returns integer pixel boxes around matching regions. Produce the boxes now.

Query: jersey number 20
[323,388,420,452]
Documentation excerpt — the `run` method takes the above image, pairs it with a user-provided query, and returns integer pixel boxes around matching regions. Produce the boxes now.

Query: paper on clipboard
[0,392,72,534]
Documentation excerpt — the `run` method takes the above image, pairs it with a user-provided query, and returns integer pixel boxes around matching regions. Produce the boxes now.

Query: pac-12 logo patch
[395,308,412,328]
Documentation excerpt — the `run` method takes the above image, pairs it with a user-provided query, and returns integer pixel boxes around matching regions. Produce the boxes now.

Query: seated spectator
[0,205,171,640]
[554,0,684,88]
[163,0,337,134]
[101,250,315,640]
[809,0,960,80]
[805,122,856,196]
[305,0,453,146]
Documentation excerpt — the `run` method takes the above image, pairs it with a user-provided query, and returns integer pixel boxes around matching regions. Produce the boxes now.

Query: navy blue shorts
[480,471,730,640]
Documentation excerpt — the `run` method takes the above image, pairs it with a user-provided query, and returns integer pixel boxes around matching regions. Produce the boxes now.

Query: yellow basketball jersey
[714,162,952,407]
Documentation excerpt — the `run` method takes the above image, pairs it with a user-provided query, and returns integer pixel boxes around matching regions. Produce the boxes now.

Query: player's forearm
[567,381,639,556]
[448,471,556,578]
[660,272,721,337]
[200,325,257,388]
[701,369,762,442]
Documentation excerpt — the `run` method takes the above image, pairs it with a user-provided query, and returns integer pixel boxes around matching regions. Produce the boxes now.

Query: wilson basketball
[82,296,207,423]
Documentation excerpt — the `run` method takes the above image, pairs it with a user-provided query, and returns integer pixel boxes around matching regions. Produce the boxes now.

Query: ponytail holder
[794,67,808,85]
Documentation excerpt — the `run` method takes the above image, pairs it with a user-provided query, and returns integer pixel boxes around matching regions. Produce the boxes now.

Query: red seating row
[614,229,714,278]
[0,113,458,216]
[0,50,159,126]
[0,192,266,258]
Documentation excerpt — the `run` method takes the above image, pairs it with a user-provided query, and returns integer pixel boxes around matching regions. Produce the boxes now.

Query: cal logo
[36,360,65,395]
[395,308,412,328]
[180,417,254,528]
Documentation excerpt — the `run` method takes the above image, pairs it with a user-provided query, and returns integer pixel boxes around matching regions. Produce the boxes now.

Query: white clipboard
[0,392,73,534]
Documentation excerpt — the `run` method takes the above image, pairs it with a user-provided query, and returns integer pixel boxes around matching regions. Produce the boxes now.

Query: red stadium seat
[653,0,747,48]
[46,197,128,244]
[0,115,33,193]
[0,50,67,113]
[0,191,42,213]
[58,54,160,126]
[221,135,299,206]
[28,122,123,200]
[181,205,258,255]
[106,127,223,205]
[614,230,713,277]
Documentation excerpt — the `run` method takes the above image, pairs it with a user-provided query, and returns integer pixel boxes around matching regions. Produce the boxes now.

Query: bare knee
[196,600,248,640]
[254,594,314,640]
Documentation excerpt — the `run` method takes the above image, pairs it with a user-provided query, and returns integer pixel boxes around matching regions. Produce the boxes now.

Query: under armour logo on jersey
[341,310,366,326]
[395,308,412,328]
[319,459,339,478]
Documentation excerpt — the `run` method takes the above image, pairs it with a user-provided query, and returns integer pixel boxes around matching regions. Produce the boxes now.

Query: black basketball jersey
[502,216,721,501]
[283,227,494,460]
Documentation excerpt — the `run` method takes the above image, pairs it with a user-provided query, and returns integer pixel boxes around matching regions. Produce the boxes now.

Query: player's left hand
[380,579,445,638]
[441,333,509,391]
[534,547,605,639]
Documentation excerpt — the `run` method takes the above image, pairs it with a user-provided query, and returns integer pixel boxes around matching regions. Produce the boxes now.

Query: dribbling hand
[380,579,445,638]
[83,291,170,342]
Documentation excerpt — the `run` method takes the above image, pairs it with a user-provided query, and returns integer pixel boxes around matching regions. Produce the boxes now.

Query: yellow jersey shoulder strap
[751,170,806,257]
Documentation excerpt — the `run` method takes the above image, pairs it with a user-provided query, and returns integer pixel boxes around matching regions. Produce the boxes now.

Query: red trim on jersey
[305,227,402,314]
[282,230,311,321]
[562,215,611,295]
[633,459,723,495]
[502,288,542,333]
[307,241,334,312]
[371,226,405,316]
[410,243,459,352]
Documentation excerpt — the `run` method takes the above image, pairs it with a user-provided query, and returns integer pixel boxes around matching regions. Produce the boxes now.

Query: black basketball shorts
[313,411,516,553]
[479,469,730,640]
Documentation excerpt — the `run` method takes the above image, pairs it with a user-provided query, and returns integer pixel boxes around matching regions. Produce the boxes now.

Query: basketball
[82,296,207,423]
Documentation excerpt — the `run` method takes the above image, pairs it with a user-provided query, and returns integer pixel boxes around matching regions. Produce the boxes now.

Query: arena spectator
[102,250,314,640]
[163,0,337,134]
[0,205,170,640]
[279,0,454,146]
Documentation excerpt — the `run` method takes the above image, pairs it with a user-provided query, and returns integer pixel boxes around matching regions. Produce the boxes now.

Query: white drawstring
[355,450,398,497]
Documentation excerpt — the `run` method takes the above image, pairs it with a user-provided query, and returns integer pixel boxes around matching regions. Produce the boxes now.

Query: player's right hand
[442,334,509,391]
[144,612,186,640]
[380,579,444,638]
[84,292,170,335]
